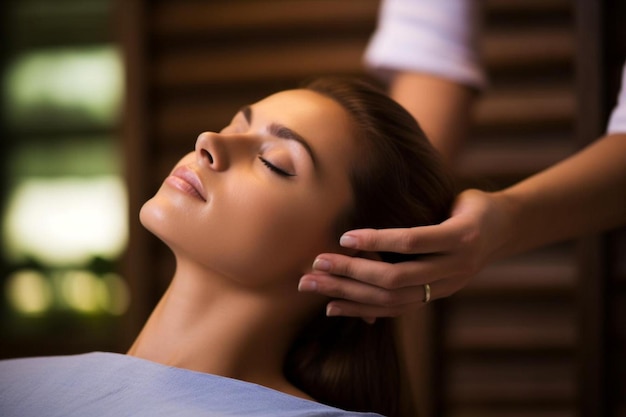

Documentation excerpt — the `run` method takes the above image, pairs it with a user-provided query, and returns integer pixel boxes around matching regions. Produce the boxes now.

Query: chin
[139,198,211,265]
[139,198,171,241]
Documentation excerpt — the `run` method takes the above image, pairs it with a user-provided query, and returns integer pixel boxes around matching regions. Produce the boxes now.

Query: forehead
[251,88,352,129]
[251,89,357,170]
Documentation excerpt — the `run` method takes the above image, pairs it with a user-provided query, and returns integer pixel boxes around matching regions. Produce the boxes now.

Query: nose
[195,132,263,171]
[195,131,260,172]
[195,132,227,171]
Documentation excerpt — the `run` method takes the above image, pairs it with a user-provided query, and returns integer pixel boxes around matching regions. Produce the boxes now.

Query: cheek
[209,189,345,284]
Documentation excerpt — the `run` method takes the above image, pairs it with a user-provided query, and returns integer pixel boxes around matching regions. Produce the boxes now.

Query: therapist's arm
[389,72,476,163]
[491,132,626,258]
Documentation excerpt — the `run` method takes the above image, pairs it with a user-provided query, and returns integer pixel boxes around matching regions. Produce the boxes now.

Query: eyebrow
[239,105,317,166]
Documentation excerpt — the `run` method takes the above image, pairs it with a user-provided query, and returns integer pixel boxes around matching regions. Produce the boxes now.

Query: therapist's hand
[298,189,511,319]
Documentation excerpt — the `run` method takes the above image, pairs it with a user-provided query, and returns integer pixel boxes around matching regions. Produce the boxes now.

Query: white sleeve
[607,63,626,134]
[364,0,486,89]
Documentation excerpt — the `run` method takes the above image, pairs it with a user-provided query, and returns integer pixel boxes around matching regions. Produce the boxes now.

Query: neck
[127,258,322,398]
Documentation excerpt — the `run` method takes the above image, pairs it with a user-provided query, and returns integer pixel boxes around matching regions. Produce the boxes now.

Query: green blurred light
[6,268,130,316]
[6,270,53,315]
[4,46,123,128]
[2,176,128,266]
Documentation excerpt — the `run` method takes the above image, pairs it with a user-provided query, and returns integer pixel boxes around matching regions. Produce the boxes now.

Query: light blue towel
[0,352,383,417]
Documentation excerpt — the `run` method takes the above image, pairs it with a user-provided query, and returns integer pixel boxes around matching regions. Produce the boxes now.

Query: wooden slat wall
[609,228,626,417]
[118,0,622,416]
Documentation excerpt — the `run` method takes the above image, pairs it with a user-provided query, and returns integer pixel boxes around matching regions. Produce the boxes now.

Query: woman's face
[140,89,357,287]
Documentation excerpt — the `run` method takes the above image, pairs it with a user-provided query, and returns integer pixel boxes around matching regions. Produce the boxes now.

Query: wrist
[485,189,520,261]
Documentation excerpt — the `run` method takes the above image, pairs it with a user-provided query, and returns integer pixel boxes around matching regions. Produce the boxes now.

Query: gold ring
[423,283,431,304]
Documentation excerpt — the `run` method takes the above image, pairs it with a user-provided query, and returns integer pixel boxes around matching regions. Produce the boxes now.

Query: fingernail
[340,234,357,248]
[298,278,318,292]
[326,305,342,317]
[313,258,331,271]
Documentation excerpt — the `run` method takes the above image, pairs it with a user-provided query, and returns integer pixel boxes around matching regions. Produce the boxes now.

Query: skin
[299,73,626,320]
[128,89,359,398]
[389,72,476,165]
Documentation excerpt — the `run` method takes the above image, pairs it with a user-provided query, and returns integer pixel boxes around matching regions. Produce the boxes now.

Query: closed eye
[258,156,295,177]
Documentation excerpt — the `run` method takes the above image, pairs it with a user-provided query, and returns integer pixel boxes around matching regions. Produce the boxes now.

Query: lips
[167,166,207,201]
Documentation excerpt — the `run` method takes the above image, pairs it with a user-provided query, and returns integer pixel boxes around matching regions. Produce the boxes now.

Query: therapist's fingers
[305,249,471,291]
[323,278,457,319]
[300,273,419,312]
[300,256,466,304]
[306,254,430,290]
[338,220,467,255]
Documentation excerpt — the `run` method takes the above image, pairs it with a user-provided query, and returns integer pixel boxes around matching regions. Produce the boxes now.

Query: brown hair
[284,77,455,416]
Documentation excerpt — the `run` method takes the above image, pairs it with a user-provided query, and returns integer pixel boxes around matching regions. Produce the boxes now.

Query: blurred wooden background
[114,1,625,416]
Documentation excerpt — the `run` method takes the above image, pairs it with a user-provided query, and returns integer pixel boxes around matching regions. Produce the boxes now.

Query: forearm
[389,72,476,162]
[492,133,626,259]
